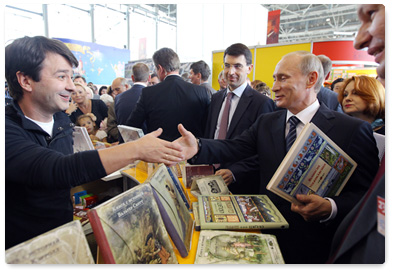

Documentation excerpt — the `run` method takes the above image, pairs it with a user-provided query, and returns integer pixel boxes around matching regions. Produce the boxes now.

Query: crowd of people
[4,4,385,264]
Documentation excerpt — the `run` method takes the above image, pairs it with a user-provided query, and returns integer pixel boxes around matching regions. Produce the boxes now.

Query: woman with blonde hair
[66,82,108,128]
[338,75,385,134]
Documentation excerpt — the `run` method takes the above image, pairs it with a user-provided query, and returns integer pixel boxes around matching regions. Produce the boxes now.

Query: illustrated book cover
[190,175,230,198]
[198,195,288,230]
[117,125,144,142]
[194,230,284,264]
[87,183,178,264]
[5,220,94,264]
[72,126,94,153]
[182,164,214,188]
[267,122,357,205]
[167,166,191,211]
[146,164,194,258]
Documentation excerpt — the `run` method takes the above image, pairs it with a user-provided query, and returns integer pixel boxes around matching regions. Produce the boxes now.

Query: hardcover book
[5,220,94,264]
[198,195,288,230]
[267,122,357,205]
[117,125,144,142]
[190,175,230,198]
[146,164,194,258]
[72,126,94,153]
[167,166,191,211]
[88,183,178,264]
[182,164,214,188]
[194,230,284,264]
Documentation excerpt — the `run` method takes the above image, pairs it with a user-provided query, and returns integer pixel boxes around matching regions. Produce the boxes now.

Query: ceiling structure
[139,4,361,44]
[261,4,360,43]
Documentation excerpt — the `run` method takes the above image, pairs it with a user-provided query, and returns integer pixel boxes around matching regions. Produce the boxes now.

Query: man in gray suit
[189,60,216,98]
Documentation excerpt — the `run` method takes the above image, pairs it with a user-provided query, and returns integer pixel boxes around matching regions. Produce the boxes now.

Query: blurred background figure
[331,78,344,94]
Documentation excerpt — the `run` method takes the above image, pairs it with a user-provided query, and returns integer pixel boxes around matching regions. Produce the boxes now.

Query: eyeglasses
[222,63,244,70]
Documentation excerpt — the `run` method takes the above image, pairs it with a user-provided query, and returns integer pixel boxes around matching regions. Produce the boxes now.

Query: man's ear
[306,71,318,89]
[16,71,34,93]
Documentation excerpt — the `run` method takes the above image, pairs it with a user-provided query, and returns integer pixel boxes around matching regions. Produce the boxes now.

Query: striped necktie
[285,116,300,152]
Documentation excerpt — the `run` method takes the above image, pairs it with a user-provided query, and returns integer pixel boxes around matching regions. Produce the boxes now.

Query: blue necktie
[285,116,300,152]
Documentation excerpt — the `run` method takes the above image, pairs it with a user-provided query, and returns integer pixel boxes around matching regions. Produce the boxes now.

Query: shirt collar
[133,82,147,87]
[226,82,248,98]
[286,99,320,126]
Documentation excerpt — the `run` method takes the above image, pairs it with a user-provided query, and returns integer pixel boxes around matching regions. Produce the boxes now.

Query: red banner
[267,10,281,44]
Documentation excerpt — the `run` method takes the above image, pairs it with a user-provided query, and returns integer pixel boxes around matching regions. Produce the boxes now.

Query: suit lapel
[208,90,226,138]
[310,104,336,134]
[227,86,252,138]
[270,110,287,160]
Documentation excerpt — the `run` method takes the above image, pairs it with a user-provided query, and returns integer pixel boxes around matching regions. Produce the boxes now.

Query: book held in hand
[5,220,94,264]
[88,183,178,264]
[198,195,288,230]
[267,122,357,205]
[195,230,284,264]
[146,164,194,258]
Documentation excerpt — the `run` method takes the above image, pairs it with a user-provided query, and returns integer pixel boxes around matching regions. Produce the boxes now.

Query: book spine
[87,209,116,264]
[167,167,191,210]
[151,187,188,258]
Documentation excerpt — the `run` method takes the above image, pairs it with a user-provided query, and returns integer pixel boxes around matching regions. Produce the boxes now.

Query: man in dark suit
[205,43,275,194]
[174,51,379,263]
[115,63,149,141]
[126,47,210,141]
[327,4,385,264]
[317,54,343,112]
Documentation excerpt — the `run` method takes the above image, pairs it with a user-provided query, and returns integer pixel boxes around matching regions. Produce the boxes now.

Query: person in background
[110,77,130,97]
[317,54,343,112]
[73,75,100,100]
[327,4,385,264]
[149,73,160,86]
[217,70,227,91]
[331,78,344,94]
[126,47,210,141]
[338,75,385,135]
[67,82,108,128]
[98,85,108,95]
[174,51,379,263]
[76,113,108,143]
[250,79,263,90]
[204,43,275,194]
[116,62,150,139]
[189,60,216,98]
[255,82,271,98]
[5,36,184,249]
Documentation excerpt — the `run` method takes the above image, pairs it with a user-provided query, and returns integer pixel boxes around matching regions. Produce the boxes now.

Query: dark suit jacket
[328,158,385,264]
[126,75,210,141]
[318,86,342,112]
[194,104,379,263]
[115,84,144,126]
[204,85,275,194]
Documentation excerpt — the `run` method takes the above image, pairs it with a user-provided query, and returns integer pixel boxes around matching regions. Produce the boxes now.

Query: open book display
[5,220,94,264]
[117,125,144,142]
[88,183,178,264]
[195,230,284,264]
[198,195,288,230]
[73,126,94,153]
[146,164,194,258]
[267,122,357,205]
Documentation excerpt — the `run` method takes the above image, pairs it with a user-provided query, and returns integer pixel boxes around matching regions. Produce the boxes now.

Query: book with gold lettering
[198,195,288,230]
[267,122,357,205]
[87,183,177,264]
[5,220,94,264]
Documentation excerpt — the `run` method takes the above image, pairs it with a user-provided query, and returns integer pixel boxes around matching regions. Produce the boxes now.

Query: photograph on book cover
[195,230,284,264]
[276,128,356,199]
[93,184,177,264]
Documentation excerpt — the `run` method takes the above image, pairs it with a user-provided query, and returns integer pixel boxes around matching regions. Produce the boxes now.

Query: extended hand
[291,194,332,222]
[173,124,198,160]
